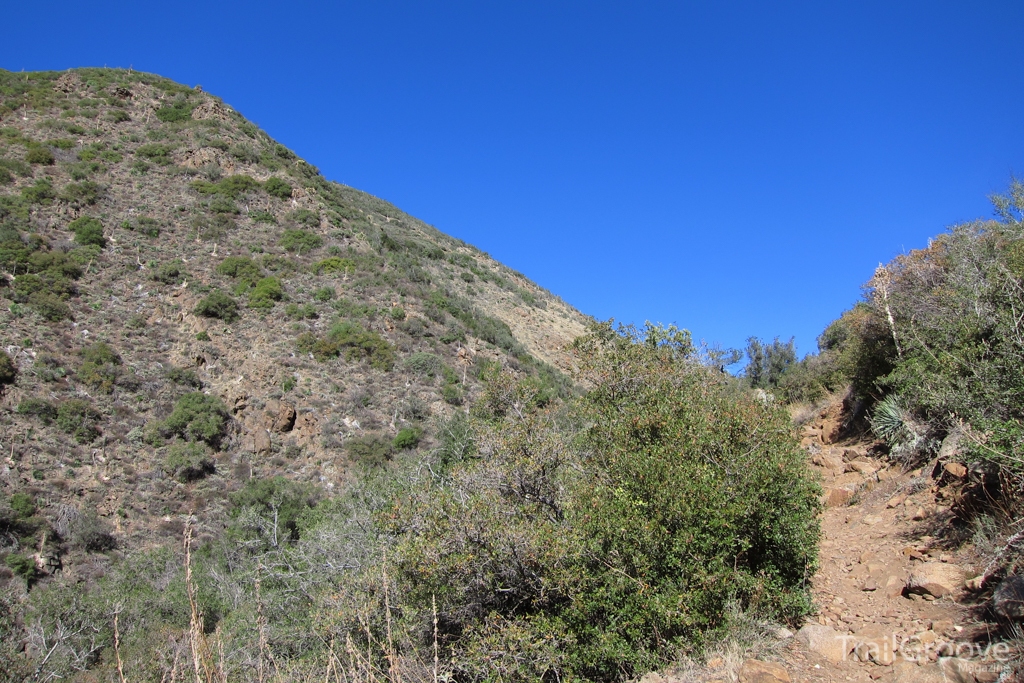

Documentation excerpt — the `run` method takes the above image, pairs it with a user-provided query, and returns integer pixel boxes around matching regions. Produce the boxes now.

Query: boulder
[822,484,857,508]
[812,449,844,471]
[264,400,296,433]
[993,575,1024,620]
[795,624,854,663]
[905,562,966,598]
[852,624,896,665]
[848,459,879,475]
[738,659,790,683]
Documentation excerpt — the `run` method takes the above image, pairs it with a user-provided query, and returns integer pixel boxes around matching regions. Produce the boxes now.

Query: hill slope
[0,67,588,561]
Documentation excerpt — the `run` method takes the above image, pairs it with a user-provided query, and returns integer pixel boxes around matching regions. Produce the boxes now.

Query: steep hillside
[0,67,588,565]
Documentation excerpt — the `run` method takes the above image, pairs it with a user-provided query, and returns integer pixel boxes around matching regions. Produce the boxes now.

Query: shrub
[345,434,393,469]
[194,290,239,323]
[264,176,292,199]
[60,181,103,208]
[68,215,106,248]
[5,554,36,583]
[17,398,56,423]
[25,146,54,165]
[162,441,215,482]
[22,178,56,204]
[28,292,72,322]
[312,257,353,275]
[313,286,335,302]
[160,392,229,447]
[195,331,211,341]
[306,321,396,370]
[108,110,130,123]
[135,143,173,164]
[404,352,442,377]
[154,100,194,122]
[56,399,101,444]
[393,427,422,450]
[279,229,322,254]
[151,259,188,284]
[215,256,263,286]
[0,350,16,388]
[9,492,35,518]
[69,510,116,552]
[248,276,284,309]
[76,342,122,393]
[228,476,319,547]
[166,366,202,388]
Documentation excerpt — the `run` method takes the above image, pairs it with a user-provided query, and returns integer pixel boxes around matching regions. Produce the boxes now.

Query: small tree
[0,350,16,390]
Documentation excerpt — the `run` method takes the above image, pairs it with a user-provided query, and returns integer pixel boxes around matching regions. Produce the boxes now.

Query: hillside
[0,67,589,566]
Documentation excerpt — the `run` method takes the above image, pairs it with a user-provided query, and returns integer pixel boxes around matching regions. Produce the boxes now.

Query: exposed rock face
[795,624,854,663]
[737,659,790,683]
[905,562,966,598]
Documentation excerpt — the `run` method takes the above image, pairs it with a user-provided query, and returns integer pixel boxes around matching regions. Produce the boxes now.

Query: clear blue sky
[6,1,1024,360]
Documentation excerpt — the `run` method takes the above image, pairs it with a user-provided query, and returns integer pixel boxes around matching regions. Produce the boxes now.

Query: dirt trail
[766,411,1008,683]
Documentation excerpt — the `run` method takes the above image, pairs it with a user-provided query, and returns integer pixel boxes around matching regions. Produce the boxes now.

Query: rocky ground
[647,400,1019,683]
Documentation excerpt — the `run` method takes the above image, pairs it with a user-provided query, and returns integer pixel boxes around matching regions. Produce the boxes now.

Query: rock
[822,484,857,508]
[943,462,968,479]
[906,562,965,598]
[912,507,927,520]
[849,460,879,475]
[892,660,947,682]
[264,400,296,433]
[861,577,879,591]
[796,624,854,663]
[886,493,908,508]
[244,428,272,454]
[938,428,964,462]
[853,625,896,665]
[812,450,844,471]
[738,659,789,683]
[992,575,1024,620]
[775,627,794,639]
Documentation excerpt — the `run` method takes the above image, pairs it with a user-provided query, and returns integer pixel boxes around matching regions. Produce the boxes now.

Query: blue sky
[5,1,1024,360]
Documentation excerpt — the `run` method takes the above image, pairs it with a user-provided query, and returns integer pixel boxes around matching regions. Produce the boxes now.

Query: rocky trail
[650,402,1019,683]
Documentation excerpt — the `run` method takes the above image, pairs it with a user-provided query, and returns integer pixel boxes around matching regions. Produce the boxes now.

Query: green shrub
[0,350,16,387]
[76,342,122,392]
[264,176,292,199]
[28,292,72,322]
[60,181,103,207]
[313,286,335,302]
[135,143,173,165]
[393,427,422,450]
[162,441,215,482]
[196,331,211,341]
[17,397,56,423]
[108,110,130,123]
[441,383,464,405]
[390,306,405,320]
[345,434,393,468]
[151,259,188,284]
[9,492,35,518]
[160,392,229,447]
[248,276,284,309]
[279,229,323,254]
[215,256,263,285]
[284,303,318,320]
[194,290,239,323]
[166,366,202,388]
[228,476,319,547]
[404,352,442,377]
[134,216,161,237]
[312,256,354,274]
[25,146,54,165]
[22,178,56,204]
[193,174,261,199]
[154,100,194,122]
[68,215,106,247]
[5,554,36,583]
[56,399,101,443]
[301,321,396,369]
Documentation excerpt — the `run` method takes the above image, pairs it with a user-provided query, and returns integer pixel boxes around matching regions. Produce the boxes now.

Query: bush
[76,341,122,393]
[159,392,229,447]
[162,441,215,482]
[29,292,72,321]
[9,492,35,518]
[382,323,821,680]
[313,286,335,302]
[300,321,396,370]
[215,256,263,286]
[25,146,54,165]
[151,259,188,284]
[279,229,323,254]
[0,350,16,387]
[166,366,202,388]
[5,554,36,583]
[60,181,103,208]
[264,176,292,199]
[346,435,393,468]
[228,476,319,547]
[22,178,56,204]
[393,427,422,450]
[248,276,284,309]
[17,397,57,424]
[154,100,194,122]
[68,215,106,248]
[404,352,442,377]
[135,143,173,164]
[56,399,101,444]
[194,289,239,323]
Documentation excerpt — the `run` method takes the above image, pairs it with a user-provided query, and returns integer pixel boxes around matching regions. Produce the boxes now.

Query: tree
[745,336,796,389]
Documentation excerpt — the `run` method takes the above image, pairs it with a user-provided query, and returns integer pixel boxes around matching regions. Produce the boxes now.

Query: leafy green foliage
[296,321,396,370]
[17,397,56,423]
[25,146,54,165]
[192,174,261,199]
[392,427,421,450]
[194,289,240,323]
[76,341,122,392]
[216,255,263,286]
[0,350,16,387]
[228,476,319,548]
[264,176,292,199]
[158,392,230,448]
[60,180,103,208]
[134,143,173,164]
[745,336,796,390]
[162,441,215,482]
[279,229,323,254]
[56,399,101,443]
[345,434,394,468]
[68,215,106,247]
[154,98,194,122]
[248,276,284,309]
[151,259,188,284]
